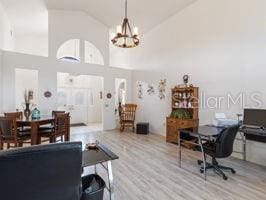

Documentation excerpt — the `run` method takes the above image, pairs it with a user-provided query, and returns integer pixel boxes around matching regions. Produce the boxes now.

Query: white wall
[129,0,266,166]
[15,68,38,110]
[0,9,133,130]
[0,50,3,114]
[0,2,14,51]
[14,35,48,57]
[49,10,109,65]
[1,51,132,130]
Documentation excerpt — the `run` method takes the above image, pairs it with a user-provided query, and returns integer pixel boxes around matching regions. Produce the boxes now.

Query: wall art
[158,79,167,100]
[107,93,112,99]
[44,90,52,98]
[137,81,143,99]
[147,84,155,95]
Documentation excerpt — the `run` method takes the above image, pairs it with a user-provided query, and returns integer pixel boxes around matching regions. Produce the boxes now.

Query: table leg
[242,132,247,161]
[178,132,181,168]
[198,136,207,181]
[31,123,38,145]
[95,164,97,174]
[107,161,114,200]
[65,116,70,142]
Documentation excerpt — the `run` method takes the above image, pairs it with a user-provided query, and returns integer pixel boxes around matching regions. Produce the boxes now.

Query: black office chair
[198,125,240,180]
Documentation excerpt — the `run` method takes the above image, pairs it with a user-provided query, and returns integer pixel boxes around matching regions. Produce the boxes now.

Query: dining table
[16,115,70,145]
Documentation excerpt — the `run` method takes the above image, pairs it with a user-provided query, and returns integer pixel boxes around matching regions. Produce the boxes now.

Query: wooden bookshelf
[166,86,199,148]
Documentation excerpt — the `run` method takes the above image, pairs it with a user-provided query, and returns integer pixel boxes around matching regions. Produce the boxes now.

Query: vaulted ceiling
[0,0,196,37]
[0,0,48,36]
[44,0,196,33]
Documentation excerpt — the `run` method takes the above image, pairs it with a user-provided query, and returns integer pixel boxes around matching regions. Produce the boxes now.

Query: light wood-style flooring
[71,128,266,200]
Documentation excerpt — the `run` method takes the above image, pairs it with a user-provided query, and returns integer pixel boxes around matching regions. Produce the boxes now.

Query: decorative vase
[31,108,41,119]
[24,103,31,118]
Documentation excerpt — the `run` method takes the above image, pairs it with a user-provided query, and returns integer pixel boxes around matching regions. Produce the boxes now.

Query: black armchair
[0,142,83,200]
[198,125,240,180]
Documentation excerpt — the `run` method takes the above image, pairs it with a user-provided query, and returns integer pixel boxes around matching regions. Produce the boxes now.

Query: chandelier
[111,0,139,48]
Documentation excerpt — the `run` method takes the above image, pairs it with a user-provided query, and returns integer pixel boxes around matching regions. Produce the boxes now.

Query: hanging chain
[125,0,128,18]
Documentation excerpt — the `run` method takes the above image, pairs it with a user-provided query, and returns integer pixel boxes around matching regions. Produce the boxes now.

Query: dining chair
[120,104,137,132]
[52,110,66,116]
[0,116,31,150]
[4,112,32,133]
[4,112,23,119]
[39,110,66,132]
[38,113,70,144]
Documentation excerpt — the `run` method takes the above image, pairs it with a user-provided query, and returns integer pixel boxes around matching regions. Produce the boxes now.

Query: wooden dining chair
[120,104,137,132]
[39,110,66,132]
[0,116,31,150]
[4,112,31,132]
[52,110,66,117]
[4,112,23,120]
[38,113,69,144]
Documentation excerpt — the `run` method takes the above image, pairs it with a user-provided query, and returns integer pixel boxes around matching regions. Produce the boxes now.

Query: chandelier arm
[127,20,134,38]
[124,20,128,36]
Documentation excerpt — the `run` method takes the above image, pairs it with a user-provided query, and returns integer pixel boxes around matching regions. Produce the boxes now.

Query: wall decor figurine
[147,84,155,95]
[183,75,189,84]
[178,74,190,88]
[137,81,143,99]
[158,79,167,100]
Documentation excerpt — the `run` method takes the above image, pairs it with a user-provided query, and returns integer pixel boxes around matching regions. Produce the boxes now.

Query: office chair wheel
[223,175,228,180]
[231,169,236,174]
[197,160,203,165]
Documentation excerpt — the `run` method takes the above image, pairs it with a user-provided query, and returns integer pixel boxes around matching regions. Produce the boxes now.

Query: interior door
[57,88,71,112]
[71,88,88,124]
[57,87,88,124]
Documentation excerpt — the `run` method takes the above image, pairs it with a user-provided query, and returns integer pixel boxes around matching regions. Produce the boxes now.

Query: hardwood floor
[71,128,266,200]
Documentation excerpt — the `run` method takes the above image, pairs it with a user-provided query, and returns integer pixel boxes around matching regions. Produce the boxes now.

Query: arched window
[57,39,80,63]
[84,41,104,65]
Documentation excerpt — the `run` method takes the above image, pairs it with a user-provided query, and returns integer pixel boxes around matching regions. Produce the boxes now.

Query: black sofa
[0,142,83,200]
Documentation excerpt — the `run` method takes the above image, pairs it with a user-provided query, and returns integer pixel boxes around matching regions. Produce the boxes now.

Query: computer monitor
[243,109,266,127]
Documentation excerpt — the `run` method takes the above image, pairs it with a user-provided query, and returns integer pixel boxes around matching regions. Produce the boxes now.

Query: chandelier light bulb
[133,27,139,36]
[116,25,122,34]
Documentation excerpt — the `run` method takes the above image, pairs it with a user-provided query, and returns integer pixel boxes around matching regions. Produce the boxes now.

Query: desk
[178,125,224,180]
[82,143,119,200]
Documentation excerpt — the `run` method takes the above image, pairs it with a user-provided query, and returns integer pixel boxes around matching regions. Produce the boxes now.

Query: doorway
[115,78,127,127]
[57,72,104,131]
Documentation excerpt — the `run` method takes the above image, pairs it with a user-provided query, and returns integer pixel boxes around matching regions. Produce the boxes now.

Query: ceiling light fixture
[111,0,139,48]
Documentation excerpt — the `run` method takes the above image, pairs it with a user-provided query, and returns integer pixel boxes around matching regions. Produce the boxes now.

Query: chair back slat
[52,111,65,117]
[0,117,17,137]
[121,104,137,121]
[4,112,23,120]
[55,113,69,135]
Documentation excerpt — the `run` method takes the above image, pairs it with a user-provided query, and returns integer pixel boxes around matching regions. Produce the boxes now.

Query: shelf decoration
[137,81,143,99]
[158,79,167,100]
[147,84,155,95]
